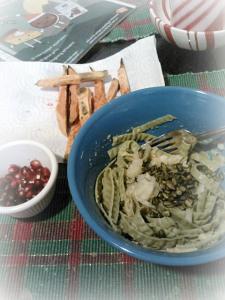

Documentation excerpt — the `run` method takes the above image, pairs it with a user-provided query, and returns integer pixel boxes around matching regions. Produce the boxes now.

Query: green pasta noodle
[95,116,225,252]
[101,168,114,217]
[132,114,176,134]
[108,146,120,160]
[111,169,121,225]
[112,132,155,146]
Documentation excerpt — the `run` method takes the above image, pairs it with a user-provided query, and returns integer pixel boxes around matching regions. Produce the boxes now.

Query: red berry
[30,160,42,170]
[8,164,20,174]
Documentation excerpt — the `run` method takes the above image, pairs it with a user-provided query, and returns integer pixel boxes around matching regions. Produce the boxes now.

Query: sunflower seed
[176,190,183,196]
[172,178,177,185]
[180,186,186,192]
[185,199,193,208]
[166,181,175,190]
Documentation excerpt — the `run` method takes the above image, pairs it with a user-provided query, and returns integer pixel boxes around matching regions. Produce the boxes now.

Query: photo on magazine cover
[0,0,135,62]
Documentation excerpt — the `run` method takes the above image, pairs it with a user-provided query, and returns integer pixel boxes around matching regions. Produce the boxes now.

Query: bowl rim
[68,86,225,266]
[149,0,225,35]
[0,140,58,214]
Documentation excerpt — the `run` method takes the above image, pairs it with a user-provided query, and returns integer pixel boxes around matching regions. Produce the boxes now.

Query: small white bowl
[149,0,225,50]
[0,140,58,218]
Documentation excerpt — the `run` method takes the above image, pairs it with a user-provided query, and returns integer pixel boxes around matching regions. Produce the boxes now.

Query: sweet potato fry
[78,87,93,126]
[56,66,70,136]
[64,121,81,160]
[68,66,79,125]
[36,71,108,88]
[118,58,130,95]
[90,67,107,111]
[106,78,119,101]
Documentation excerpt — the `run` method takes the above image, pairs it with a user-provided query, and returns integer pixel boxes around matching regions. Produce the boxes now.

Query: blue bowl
[68,87,225,266]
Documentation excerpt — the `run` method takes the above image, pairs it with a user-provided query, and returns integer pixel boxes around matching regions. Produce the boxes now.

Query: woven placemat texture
[1,70,225,300]
[167,69,225,97]
[102,0,157,43]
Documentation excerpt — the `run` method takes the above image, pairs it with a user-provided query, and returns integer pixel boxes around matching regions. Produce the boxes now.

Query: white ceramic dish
[0,140,58,218]
[149,0,225,50]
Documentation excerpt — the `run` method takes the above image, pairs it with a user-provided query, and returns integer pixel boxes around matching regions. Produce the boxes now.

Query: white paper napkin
[0,36,164,161]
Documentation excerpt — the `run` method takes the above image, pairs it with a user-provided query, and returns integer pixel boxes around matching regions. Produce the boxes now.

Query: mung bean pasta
[95,115,225,252]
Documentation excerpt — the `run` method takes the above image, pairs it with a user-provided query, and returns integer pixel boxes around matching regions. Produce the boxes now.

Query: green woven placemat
[167,69,225,97]
[1,70,225,300]
[102,0,157,43]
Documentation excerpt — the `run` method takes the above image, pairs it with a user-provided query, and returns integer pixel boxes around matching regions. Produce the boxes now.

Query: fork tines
[149,135,177,153]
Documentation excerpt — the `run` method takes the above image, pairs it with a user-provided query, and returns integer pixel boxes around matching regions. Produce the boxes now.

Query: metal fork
[147,126,225,154]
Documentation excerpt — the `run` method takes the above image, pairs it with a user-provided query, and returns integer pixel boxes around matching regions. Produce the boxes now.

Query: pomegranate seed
[30,160,42,170]
[24,184,33,193]
[21,166,30,176]
[35,167,43,174]
[41,167,51,179]
[18,189,25,199]
[33,187,43,195]
[8,164,20,174]
[10,179,20,189]
[35,173,41,180]
[1,160,50,206]
[20,179,28,187]
[22,168,34,181]
[34,179,43,189]
[4,184,10,192]
[41,176,49,184]
[14,172,22,180]
[25,191,33,200]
